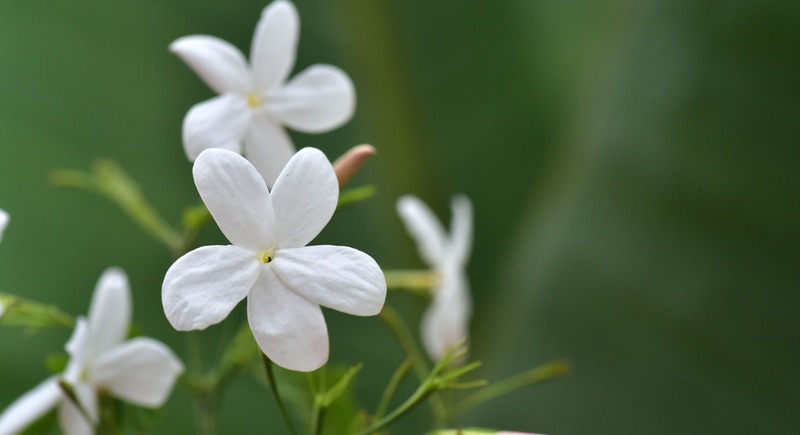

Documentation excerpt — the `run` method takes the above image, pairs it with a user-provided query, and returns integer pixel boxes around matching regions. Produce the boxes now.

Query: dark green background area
[1,0,799,434]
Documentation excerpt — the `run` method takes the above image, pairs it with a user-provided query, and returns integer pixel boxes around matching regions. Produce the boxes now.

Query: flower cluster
[0,1,562,434]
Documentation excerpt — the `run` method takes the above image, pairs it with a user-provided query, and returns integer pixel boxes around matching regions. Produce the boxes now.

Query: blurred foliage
[0,0,798,434]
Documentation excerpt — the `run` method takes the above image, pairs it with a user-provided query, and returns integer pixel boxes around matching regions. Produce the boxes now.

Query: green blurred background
[1,0,799,434]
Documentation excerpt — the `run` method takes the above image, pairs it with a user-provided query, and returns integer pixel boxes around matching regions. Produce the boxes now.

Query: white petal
[244,113,296,188]
[0,209,8,244]
[170,35,252,94]
[449,194,473,265]
[193,148,275,251]
[267,65,355,133]
[248,268,328,372]
[396,195,447,266]
[85,268,131,363]
[163,245,261,331]
[63,319,89,382]
[92,338,184,408]
[272,245,386,316]
[58,384,96,435]
[270,147,338,249]
[250,0,299,91]
[0,378,61,435]
[182,94,252,161]
[421,271,472,361]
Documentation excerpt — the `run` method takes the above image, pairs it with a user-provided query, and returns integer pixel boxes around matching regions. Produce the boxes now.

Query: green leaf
[337,185,377,209]
[0,293,74,331]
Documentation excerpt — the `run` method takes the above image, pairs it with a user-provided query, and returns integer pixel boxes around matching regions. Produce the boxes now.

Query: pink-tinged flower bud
[333,144,376,188]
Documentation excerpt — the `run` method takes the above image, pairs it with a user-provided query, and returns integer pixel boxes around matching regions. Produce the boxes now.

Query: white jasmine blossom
[162,148,386,372]
[397,195,473,361]
[0,268,184,435]
[170,0,356,186]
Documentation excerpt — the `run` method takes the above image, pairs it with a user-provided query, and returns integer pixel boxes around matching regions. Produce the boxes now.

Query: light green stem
[379,305,447,422]
[448,360,570,419]
[375,356,415,420]
[383,270,439,297]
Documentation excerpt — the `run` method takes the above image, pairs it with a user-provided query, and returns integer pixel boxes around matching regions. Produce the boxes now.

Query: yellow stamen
[261,252,272,263]
[247,94,262,108]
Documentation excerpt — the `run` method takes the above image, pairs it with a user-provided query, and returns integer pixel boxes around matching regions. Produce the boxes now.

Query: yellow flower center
[247,94,262,108]
[260,251,272,263]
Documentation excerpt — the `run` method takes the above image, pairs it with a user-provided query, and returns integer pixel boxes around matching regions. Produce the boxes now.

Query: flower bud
[333,144,376,188]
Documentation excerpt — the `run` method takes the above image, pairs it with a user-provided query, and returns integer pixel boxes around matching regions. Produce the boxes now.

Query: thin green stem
[310,400,326,435]
[448,360,570,419]
[379,305,447,422]
[383,270,438,297]
[375,356,415,420]
[354,379,435,435]
[261,353,299,435]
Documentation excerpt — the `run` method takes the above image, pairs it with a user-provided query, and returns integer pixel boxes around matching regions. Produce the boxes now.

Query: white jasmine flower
[162,148,386,372]
[397,195,473,361]
[170,0,356,187]
[0,268,184,435]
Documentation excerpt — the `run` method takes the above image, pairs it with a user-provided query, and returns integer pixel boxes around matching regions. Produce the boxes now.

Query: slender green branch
[51,162,184,254]
[261,353,299,435]
[355,340,481,435]
[375,356,415,420]
[0,293,74,330]
[448,360,570,419]
[379,305,447,421]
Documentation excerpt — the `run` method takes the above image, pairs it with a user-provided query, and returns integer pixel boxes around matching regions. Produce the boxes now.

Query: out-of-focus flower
[0,268,184,435]
[0,209,8,244]
[397,195,473,361]
[0,209,7,318]
[170,0,355,187]
[162,148,386,372]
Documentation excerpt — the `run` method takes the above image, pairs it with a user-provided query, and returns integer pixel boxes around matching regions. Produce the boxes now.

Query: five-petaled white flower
[397,195,473,361]
[162,147,386,372]
[0,268,184,435]
[170,0,356,187]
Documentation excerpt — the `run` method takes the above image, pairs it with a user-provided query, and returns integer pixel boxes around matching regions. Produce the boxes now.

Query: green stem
[448,360,570,419]
[383,270,439,297]
[379,305,447,422]
[310,400,326,435]
[261,353,299,435]
[375,356,415,420]
[354,379,436,435]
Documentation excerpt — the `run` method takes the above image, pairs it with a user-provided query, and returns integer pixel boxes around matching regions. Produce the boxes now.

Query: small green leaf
[337,185,377,209]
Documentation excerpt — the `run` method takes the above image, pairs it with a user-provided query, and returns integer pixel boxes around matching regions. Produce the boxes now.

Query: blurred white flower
[170,0,355,187]
[397,195,473,361]
[162,148,386,372]
[0,268,184,435]
[0,209,7,319]
[0,209,8,244]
